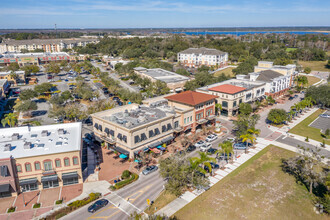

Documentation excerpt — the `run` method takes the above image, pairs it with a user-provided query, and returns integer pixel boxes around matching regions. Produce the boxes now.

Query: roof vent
[12,133,19,141]
[24,142,32,149]
[58,129,65,135]
[4,144,11,151]
[41,130,48,137]
[56,141,62,146]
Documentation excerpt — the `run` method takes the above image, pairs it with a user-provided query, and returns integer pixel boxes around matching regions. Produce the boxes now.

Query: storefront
[0,184,11,198]
[62,172,79,186]
[19,178,38,192]
[41,175,59,189]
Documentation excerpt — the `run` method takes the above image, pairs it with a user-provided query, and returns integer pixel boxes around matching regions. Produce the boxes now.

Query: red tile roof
[209,84,246,94]
[165,91,218,106]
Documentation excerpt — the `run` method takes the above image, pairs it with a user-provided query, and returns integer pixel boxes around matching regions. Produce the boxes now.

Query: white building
[178,47,228,68]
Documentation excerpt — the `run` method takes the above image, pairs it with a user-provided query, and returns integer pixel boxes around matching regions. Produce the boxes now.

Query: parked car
[207,148,217,155]
[142,165,158,175]
[200,143,212,152]
[117,101,123,106]
[226,137,235,142]
[129,81,135,85]
[102,87,108,92]
[113,96,120,101]
[186,145,196,153]
[319,114,330,118]
[233,143,248,150]
[288,96,294,100]
[210,162,220,169]
[87,199,109,213]
[217,153,232,160]
[103,90,109,95]
[194,140,206,148]
[206,134,218,142]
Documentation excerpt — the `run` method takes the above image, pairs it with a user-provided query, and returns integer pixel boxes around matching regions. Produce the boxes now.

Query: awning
[157,146,166,151]
[161,136,174,143]
[19,178,38,185]
[0,184,10,193]
[41,175,58,182]
[149,141,161,148]
[197,119,208,124]
[207,115,216,120]
[62,172,78,179]
[119,154,128,159]
[112,146,130,155]
[150,148,161,153]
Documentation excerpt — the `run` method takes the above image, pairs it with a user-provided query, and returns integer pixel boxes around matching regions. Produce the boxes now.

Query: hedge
[55,200,63,205]
[7,207,15,213]
[114,173,139,190]
[68,192,101,208]
[33,203,41,209]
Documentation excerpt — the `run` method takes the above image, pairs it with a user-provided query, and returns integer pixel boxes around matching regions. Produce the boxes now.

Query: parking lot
[309,110,330,133]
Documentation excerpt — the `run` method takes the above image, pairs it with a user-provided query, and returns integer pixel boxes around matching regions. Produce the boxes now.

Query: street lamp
[20,186,26,207]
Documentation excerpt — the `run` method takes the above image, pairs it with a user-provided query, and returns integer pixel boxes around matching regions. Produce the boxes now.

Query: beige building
[134,67,190,93]
[197,79,266,117]
[91,91,217,157]
[0,38,99,53]
[0,123,83,196]
[0,71,26,85]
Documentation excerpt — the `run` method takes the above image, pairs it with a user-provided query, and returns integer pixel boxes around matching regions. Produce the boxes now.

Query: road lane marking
[107,198,130,216]
[88,206,116,219]
[106,210,121,219]
[124,184,152,202]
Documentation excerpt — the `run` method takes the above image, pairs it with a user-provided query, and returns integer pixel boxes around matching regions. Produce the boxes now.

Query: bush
[114,173,139,190]
[121,170,131,179]
[305,136,309,142]
[304,67,311,74]
[68,192,101,208]
[7,207,15,213]
[55,200,63,205]
[55,212,67,219]
[33,203,41,209]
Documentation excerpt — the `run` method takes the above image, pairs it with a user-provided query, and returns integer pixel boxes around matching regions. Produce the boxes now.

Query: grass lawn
[299,61,329,72]
[213,67,236,78]
[306,75,321,86]
[289,109,329,145]
[174,145,328,220]
[286,47,297,52]
[145,190,177,215]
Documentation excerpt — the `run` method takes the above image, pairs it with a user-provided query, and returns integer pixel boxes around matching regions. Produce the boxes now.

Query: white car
[226,137,235,142]
[200,143,212,152]
[206,134,218,142]
[194,140,206,148]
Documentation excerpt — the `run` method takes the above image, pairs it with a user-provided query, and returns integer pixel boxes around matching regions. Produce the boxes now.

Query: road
[91,62,139,93]
[63,171,164,220]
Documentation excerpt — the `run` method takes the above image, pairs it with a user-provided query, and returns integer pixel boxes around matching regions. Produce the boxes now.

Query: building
[0,52,71,67]
[0,123,83,197]
[178,47,228,68]
[254,61,296,86]
[91,91,217,158]
[197,79,266,117]
[133,67,190,93]
[0,38,99,53]
[0,71,26,85]
[0,79,10,99]
[103,57,131,70]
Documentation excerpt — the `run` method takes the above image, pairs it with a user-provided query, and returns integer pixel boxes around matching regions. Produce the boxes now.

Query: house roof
[256,70,283,82]
[165,91,218,106]
[209,84,246,94]
[179,47,227,56]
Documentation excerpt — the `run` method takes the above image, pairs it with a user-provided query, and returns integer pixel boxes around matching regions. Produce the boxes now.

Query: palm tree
[288,110,295,121]
[191,152,216,175]
[189,158,206,185]
[1,113,18,127]
[240,133,256,153]
[217,141,234,163]
[215,103,222,116]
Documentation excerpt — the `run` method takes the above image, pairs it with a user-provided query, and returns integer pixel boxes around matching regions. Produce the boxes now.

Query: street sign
[147,199,150,205]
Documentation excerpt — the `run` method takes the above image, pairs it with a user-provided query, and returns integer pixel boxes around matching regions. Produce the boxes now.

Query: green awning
[62,172,78,179]
[0,184,10,193]
[19,178,38,185]
[41,175,58,182]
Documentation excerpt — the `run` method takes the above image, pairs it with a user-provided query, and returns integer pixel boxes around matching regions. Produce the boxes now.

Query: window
[184,118,186,124]
[233,101,237,107]
[35,162,41,171]
[239,99,243,104]
[222,101,228,108]
[25,163,32,172]
[73,157,79,165]
[190,116,192,121]
[174,121,179,128]
[16,164,22,173]
[43,161,52,171]
[64,158,70,166]
[0,166,8,177]
[55,159,61,168]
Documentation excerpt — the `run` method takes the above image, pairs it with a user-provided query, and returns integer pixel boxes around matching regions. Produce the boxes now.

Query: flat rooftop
[0,52,69,59]
[135,68,189,84]
[0,122,82,159]
[0,70,25,76]
[198,79,265,93]
[95,103,176,129]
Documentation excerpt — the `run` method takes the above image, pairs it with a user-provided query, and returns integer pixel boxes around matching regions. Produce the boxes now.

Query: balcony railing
[42,169,56,175]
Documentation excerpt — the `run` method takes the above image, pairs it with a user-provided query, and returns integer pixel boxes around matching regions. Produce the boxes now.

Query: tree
[267,108,288,125]
[218,141,234,163]
[14,100,38,116]
[305,85,330,107]
[175,68,190,76]
[1,113,18,127]
[240,132,256,150]
[19,89,38,101]
[46,62,60,79]
[8,63,20,72]
[34,82,53,94]
[232,57,258,75]
[294,75,308,89]
[21,65,39,76]
[239,103,253,116]
[215,103,222,116]
[326,60,330,69]
[304,67,311,74]
[60,90,72,102]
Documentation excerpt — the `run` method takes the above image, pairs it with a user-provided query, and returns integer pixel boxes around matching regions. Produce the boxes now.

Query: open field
[174,145,328,220]
[299,61,329,72]
[289,109,329,145]
[306,75,321,86]
[213,67,236,78]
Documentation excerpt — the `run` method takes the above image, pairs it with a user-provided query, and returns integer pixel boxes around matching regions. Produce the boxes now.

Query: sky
[0,0,329,29]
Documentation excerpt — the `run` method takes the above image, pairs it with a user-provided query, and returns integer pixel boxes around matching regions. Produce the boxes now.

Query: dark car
[103,90,109,94]
[186,145,196,153]
[102,87,108,92]
[113,96,120,101]
[210,162,220,169]
[88,199,108,213]
[207,148,217,155]
[129,81,135,85]
[117,101,123,106]
[142,165,158,175]
[217,153,232,160]
[288,97,294,100]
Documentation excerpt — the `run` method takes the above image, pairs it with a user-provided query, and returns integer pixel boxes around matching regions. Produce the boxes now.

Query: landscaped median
[110,170,139,190]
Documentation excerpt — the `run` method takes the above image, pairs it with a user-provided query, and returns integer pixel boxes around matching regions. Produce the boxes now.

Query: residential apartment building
[134,67,190,93]
[197,79,266,117]
[0,71,26,85]
[0,79,10,99]
[178,47,228,68]
[0,38,99,53]
[91,91,217,157]
[0,123,83,197]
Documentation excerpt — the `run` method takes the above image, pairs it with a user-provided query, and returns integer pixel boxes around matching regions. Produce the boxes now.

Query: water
[172,31,329,36]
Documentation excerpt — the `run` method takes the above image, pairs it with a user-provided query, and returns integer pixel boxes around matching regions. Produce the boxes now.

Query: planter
[7,207,16,213]
[33,203,41,209]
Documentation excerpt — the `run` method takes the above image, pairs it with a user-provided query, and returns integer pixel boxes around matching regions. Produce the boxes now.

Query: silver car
[142,165,158,175]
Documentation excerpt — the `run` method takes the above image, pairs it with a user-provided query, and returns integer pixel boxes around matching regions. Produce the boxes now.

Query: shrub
[114,173,139,190]
[304,67,311,74]
[68,192,101,208]
[7,207,15,213]
[55,200,63,205]
[33,203,41,209]
[121,170,131,179]
[305,136,309,142]
[55,212,67,219]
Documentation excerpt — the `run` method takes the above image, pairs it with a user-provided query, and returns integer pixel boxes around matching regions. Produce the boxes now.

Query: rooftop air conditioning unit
[4,144,11,151]
[12,133,19,141]
[58,129,65,135]
[41,130,48,137]
[24,142,32,149]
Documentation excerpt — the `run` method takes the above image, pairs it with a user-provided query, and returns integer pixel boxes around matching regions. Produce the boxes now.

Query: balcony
[197,119,208,124]
[100,135,116,144]
[42,169,56,176]
[207,115,216,120]
[174,126,183,132]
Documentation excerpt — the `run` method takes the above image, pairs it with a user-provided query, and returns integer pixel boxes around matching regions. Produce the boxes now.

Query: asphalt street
[62,170,165,220]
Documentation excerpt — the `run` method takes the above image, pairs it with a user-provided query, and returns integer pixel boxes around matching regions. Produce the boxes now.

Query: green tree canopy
[34,82,54,94]
[19,89,38,101]
[267,108,288,125]
[232,57,258,75]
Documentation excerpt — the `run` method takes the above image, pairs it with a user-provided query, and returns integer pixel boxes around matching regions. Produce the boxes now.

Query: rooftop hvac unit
[24,142,32,149]
[58,128,65,135]
[4,144,11,151]
[41,130,48,137]
[12,133,19,141]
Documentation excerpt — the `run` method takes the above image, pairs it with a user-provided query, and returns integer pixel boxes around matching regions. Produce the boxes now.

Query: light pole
[20,186,26,207]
